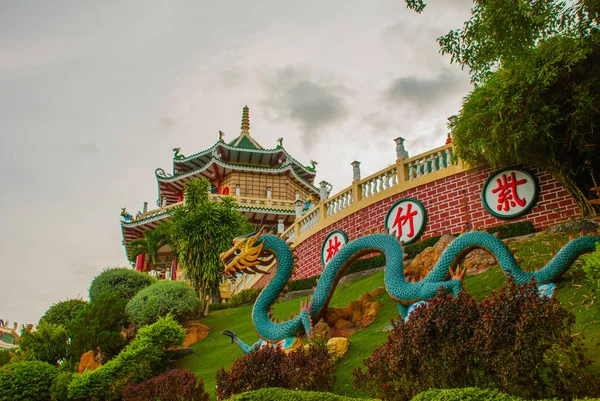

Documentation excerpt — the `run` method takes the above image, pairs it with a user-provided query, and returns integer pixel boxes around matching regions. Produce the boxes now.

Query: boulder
[404,234,498,280]
[327,337,350,361]
[78,350,102,374]
[322,287,384,337]
[312,322,331,342]
[183,322,210,347]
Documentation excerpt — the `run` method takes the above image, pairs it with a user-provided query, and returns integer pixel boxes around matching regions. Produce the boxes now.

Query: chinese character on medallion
[384,198,427,244]
[321,230,349,266]
[482,168,539,219]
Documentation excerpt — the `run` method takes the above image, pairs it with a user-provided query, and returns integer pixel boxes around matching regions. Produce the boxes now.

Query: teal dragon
[220,227,600,352]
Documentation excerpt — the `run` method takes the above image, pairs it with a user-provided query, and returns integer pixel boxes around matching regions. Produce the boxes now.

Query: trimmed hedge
[487,221,534,239]
[127,281,201,326]
[224,388,378,401]
[410,388,524,401]
[0,360,58,401]
[229,288,261,307]
[89,267,155,301]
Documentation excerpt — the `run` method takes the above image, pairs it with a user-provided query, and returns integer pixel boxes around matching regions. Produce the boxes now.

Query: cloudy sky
[0,0,474,325]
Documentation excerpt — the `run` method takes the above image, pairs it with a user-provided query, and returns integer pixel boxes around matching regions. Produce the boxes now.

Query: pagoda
[120,106,321,283]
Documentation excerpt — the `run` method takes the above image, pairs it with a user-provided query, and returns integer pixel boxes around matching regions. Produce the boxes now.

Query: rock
[183,322,210,347]
[78,350,101,374]
[322,287,384,337]
[361,301,382,328]
[312,322,331,341]
[327,337,350,360]
[405,234,498,279]
[332,319,356,338]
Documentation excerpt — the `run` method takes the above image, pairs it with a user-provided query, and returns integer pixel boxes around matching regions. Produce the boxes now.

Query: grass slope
[176,233,600,399]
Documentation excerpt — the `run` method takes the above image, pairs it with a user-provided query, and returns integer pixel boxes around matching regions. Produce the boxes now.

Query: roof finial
[241,105,250,133]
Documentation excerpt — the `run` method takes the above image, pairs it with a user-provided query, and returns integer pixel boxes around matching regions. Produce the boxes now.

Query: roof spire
[241,105,250,133]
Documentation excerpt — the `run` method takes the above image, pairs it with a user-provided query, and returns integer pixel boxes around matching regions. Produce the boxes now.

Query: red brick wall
[291,166,579,280]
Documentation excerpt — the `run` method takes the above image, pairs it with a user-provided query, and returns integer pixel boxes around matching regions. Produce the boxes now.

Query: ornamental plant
[0,360,57,401]
[68,315,186,401]
[353,279,599,401]
[89,267,154,302]
[216,343,335,400]
[126,280,201,326]
[122,369,209,401]
[583,243,600,290]
[39,298,88,327]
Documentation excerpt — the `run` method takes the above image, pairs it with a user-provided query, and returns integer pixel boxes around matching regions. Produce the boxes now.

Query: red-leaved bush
[122,369,209,401]
[215,343,335,400]
[353,279,599,401]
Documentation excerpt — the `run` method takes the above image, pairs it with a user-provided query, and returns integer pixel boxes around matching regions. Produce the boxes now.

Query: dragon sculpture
[172,147,186,160]
[220,227,600,352]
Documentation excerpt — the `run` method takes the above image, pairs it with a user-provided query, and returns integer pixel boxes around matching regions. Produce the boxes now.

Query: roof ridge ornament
[241,105,250,133]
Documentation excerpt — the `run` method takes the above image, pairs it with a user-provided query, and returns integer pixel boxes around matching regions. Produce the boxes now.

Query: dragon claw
[221,330,238,344]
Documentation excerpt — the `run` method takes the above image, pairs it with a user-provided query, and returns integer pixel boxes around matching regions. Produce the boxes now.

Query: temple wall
[272,166,579,282]
[222,171,311,201]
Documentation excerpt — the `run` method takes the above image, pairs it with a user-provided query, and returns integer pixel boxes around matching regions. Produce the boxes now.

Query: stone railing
[284,143,464,245]
[406,146,454,180]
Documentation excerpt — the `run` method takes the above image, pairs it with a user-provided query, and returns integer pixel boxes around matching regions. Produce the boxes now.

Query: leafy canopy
[11,321,69,365]
[89,267,154,302]
[168,178,251,304]
[39,298,87,327]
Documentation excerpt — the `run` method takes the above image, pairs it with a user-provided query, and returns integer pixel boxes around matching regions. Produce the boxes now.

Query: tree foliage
[11,321,69,365]
[39,299,87,327]
[126,281,201,326]
[70,293,130,364]
[127,222,172,265]
[89,267,154,302]
[405,0,600,215]
[0,360,57,401]
[168,178,251,312]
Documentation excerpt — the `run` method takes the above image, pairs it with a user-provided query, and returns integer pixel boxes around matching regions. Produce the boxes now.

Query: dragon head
[220,227,275,279]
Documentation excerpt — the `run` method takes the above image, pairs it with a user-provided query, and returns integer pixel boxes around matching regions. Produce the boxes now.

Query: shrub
[50,371,73,401]
[0,360,58,401]
[122,369,209,401]
[229,288,261,307]
[89,267,154,302]
[583,243,600,290]
[70,292,130,364]
[287,276,319,292]
[12,321,69,365]
[68,315,186,401]
[127,281,201,326]
[487,221,534,239]
[410,387,524,401]
[353,279,599,401]
[223,387,378,400]
[208,302,230,312]
[216,343,335,400]
[0,351,10,367]
[40,299,88,327]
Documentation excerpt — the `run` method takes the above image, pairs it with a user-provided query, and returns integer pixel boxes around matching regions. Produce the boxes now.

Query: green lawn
[176,233,600,399]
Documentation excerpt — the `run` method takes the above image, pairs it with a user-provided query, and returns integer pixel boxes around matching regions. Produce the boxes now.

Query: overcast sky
[0,0,474,325]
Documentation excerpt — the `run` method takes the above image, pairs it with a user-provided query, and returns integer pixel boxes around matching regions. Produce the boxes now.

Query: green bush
[487,221,534,239]
[89,267,154,302]
[0,360,58,401]
[583,243,600,290]
[229,288,261,307]
[122,369,209,401]
[50,372,73,401]
[127,281,201,326]
[224,387,378,400]
[0,351,9,367]
[70,293,130,364]
[410,387,524,401]
[12,321,69,365]
[287,276,319,292]
[68,315,186,401]
[208,302,230,312]
[40,299,88,327]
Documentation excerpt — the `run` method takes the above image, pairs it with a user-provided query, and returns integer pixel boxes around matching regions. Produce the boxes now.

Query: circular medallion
[384,198,427,244]
[320,230,349,266]
[482,168,539,220]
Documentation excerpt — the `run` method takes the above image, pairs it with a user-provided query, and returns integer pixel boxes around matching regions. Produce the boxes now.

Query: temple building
[120,106,323,294]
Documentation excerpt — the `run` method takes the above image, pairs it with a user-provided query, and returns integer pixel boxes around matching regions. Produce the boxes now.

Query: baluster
[383,172,390,189]
[445,148,451,167]
[391,168,398,186]
[361,183,367,199]
[416,160,422,177]
[429,155,436,172]
[377,175,384,193]
[407,162,414,180]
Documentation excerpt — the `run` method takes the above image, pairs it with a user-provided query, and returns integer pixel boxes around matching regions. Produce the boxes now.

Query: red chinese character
[392,203,418,238]
[491,172,527,212]
[325,236,342,262]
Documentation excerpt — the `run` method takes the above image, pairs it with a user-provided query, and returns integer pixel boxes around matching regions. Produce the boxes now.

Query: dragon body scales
[221,229,600,345]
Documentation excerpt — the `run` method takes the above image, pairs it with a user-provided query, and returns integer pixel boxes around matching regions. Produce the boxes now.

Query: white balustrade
[359,167,398,201]
[325,189,353,217]
[406,145,454,181]
[299,209,320,234]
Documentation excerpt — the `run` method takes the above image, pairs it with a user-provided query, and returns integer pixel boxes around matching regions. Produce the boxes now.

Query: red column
[177,192,184,202]
[171,259,177,280]
[135,253,146,271]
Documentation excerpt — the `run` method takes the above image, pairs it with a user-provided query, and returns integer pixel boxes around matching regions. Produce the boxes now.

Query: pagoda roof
[156,156,319,205]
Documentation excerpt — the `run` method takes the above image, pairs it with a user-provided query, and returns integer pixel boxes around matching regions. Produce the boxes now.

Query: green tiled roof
[229,135,261,149]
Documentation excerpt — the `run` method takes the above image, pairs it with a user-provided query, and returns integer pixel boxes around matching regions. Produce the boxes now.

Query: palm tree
[128,222,172,267]
[168,178,251,315]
